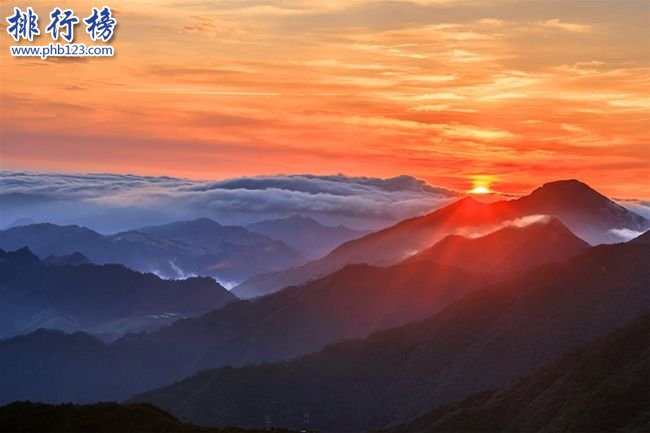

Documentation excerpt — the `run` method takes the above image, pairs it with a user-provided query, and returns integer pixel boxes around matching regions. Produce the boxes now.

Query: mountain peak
[458,195,480,204]
[509,179,649,244]
[542,178,589,188]
[409,214,589,274]
[43,251,92,267]
[447,195,483,210]
[530,179,608,201]
[285,214,319,223]
[187,217,221,226]
[0,247,43,267]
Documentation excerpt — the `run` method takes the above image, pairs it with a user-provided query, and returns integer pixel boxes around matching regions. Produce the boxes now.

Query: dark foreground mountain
[0,402,293,433]
[234,179,648,298]
[0,221,585,404]
[0,248,235,339]
[247,214,370,259]
[0,218,305,284]
[382,314,650,433]
[133,241,650,432]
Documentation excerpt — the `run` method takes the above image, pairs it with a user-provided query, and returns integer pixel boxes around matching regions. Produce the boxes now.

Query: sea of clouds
[0,171,459,233]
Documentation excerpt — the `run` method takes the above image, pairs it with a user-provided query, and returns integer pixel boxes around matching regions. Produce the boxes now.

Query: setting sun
[469,177,494,195]
[469,186,492,195]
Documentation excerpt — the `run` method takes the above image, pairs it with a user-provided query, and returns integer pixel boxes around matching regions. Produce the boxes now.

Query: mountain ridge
[406,216,589,277]
[132,240,650,432]
[381,313,650,433]
[246,214,370,259]
[234,179,647,298]
[0,220,592,404]
[0,218,306,284]
[0,247,235,340]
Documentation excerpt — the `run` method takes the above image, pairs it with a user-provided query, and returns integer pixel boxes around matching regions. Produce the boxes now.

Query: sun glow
[468,176,494,194]
[469,185,491,194]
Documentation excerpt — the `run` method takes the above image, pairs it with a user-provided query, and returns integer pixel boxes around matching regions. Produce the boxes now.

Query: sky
[1,0,649,199]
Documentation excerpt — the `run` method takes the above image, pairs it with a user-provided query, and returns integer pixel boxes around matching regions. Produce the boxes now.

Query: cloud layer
[0,171,458,233]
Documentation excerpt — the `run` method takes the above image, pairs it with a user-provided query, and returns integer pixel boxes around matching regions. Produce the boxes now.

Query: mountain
[630,229,650,244]
[235,179,646,298]
[0,259,485,404]
[125,218,307,282]
[0,220,586,404]
[0,402,294,433]
[132,241,650,432]
[515,179,648,244]
[406,216,589,277]
[3,217,35,229]
[382,314,650,433]
[43,252,92,266]
[247,214,370,259]
[0,218,306,284]
[0,248,235,340]
[233,197,516,298]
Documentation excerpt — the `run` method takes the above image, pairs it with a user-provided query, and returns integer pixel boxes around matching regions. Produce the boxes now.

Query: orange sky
[1,0,649,198]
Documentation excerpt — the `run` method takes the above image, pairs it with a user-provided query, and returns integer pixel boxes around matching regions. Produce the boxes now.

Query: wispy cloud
[608,228,645,242]
[538,18,591,33]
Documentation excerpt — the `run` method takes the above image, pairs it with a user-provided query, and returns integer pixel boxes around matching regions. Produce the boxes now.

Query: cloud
[508,214,552,228]
[538,18,591,33]
[456,214,552,239]
[608,228,645,242]
[622,202,650,220]
[0,171,458,233]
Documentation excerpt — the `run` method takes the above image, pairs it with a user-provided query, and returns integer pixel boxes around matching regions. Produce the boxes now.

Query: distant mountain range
[381,313,650,433]
[132,240,649,432]
[0,219,590,404]
[0,248,235,340]
[234,179,648,298]
[247,214,370,259]
[0,218,307,284]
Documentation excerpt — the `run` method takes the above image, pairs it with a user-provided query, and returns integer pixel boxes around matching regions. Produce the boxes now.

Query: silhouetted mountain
[0,402,294,433]
[235,179,645,298]
[133,241,649,432]
[233,197,517,298]
[0,248,235,339]
[0,221,588,404]
[119,260,486,373]
[43,252,92,266]
[0,260,485,404]
[247,214,370,259]
[0,330,122,403]
[381,314,650,433]
[407,217,589,277]
[0,218,306,284]
[515,179,648,244]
